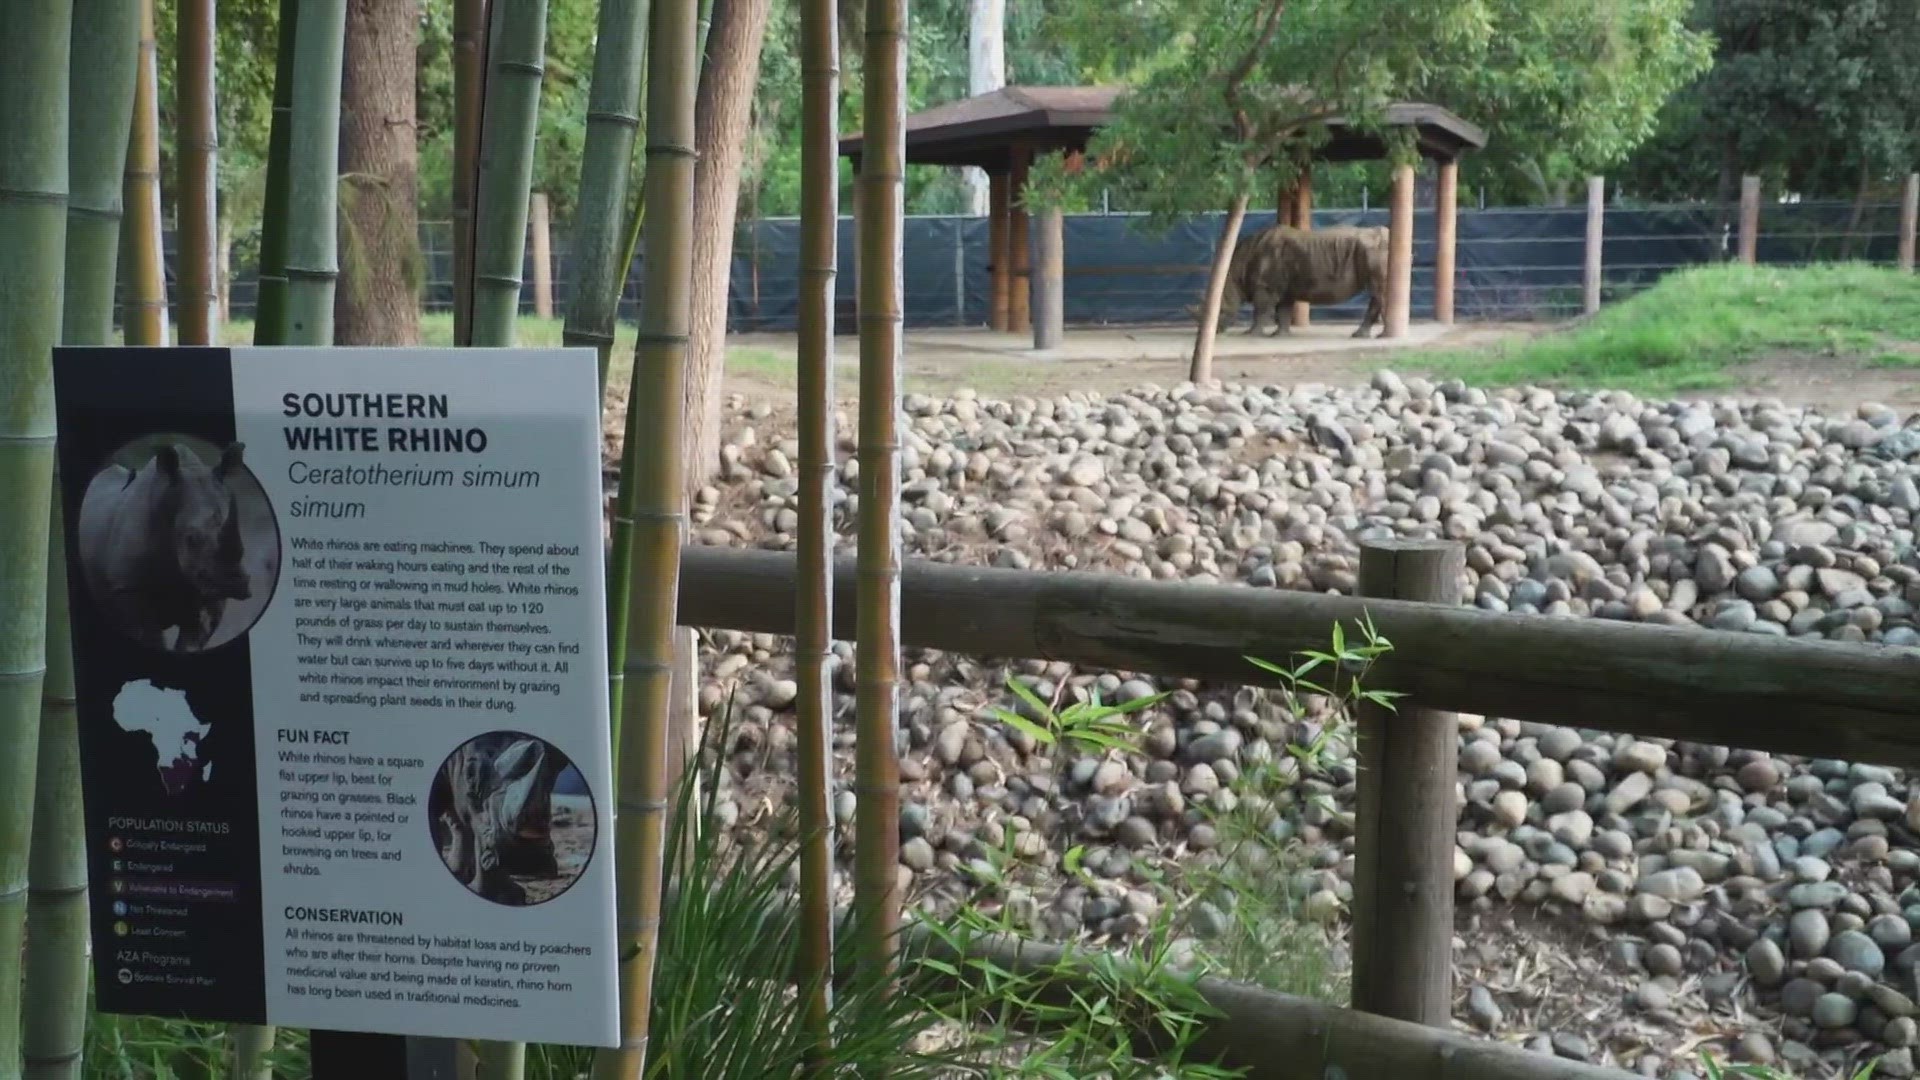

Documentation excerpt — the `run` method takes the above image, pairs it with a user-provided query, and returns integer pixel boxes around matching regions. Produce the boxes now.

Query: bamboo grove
[0,0,909,1071]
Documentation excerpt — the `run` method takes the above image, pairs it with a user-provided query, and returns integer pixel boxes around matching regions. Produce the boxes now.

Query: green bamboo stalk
[592,0,699,1065]
[281,0,347,346]
[253,0,298,344]
[795,0,841,1051]
[176,0,220,344]
[450,0,492,346]
[122,0,168,347]
[561,0,647,394]
[22,7,136,1078]
[467,0,549,349]
[852,0,905,989]
[0,1,71,1076]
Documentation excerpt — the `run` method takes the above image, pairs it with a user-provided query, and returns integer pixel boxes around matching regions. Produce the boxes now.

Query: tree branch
[1221,0,1287,141]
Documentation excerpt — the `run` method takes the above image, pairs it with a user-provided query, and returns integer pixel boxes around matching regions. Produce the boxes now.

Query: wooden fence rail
[676,546,1920,768]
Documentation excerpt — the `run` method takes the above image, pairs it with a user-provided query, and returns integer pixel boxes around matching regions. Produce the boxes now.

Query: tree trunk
[964,0,1004,216]
[336,0,422,346]
[682,0,773,503]
[450,0,491,345]
[1188,193,1247,384]
[283,0,348,346]
[122,0,169,347]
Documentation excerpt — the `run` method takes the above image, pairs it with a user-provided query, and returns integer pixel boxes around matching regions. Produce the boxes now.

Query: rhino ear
[216,443,245,479]
[154,444,183,478]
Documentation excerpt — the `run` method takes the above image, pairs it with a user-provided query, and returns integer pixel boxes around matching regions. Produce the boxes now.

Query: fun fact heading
[281,391,489,452]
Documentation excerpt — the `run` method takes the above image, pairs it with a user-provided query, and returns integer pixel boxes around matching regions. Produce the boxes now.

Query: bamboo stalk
[252,0,298,344]
[795,0,841,1050]
[122,0,169,346]
[451,0,492,345]
[561,0,647,394]
[23,8,137,1078]
[852,0,905,989]
[467,0,549,349]
[592,0,700,1064]
[177,0,220,343]
[0,1,71,1075]
[281,0,347,346]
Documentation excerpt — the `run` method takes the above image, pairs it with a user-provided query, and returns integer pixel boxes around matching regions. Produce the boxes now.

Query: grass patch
[1429,262,1920,394]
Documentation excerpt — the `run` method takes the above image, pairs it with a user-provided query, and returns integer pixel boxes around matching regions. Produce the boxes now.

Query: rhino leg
[1272,298,1294,336]
[1354,291,1384,338]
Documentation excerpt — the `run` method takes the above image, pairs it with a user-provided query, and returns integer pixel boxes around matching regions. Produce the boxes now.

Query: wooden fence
[674,542,1920,1078]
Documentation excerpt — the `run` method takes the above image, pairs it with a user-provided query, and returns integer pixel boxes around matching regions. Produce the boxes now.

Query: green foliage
[1620,0,1920,203]
[991,676,1171,757]
[1699,1051,1880,1080]
[1412,0,1712,201]
[1429,262,1920,393]
[153,0,280,200]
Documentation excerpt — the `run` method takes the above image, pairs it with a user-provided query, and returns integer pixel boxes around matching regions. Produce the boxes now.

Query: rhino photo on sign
[76,434,281,654]
[428,732,598,907]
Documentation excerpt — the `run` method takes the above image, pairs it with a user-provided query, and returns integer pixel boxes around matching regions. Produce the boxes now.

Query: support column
[1738,174,1760,266]
[1292,172,1313,328]
[1034,205,1063,350]
[1433,160,1457,326]
[988,170,1011,330]
[1350,539,1465,1028]
[529,191,554,319]
[1010,143,1032,333]
[1384,162,1414,339]
[1900,173,1918,273]
[1582,176,1604,316]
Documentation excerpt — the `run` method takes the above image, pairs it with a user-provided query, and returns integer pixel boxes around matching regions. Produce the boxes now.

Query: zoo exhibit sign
[52,346,619,1047]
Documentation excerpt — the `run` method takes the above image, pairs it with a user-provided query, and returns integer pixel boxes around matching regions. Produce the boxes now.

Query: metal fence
[170,200,1914,332]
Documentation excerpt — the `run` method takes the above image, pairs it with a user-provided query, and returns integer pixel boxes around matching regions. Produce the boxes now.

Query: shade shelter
[840,85,1488,344]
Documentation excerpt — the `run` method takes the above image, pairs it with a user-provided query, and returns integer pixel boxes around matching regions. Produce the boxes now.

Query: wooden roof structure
[839,85,1488,174]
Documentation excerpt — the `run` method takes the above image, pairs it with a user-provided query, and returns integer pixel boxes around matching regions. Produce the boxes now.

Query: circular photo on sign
[75,433,280,654]
[427,731,598,907]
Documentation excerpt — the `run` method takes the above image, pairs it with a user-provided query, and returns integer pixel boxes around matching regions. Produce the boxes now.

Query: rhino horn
[154,444,184,479]
[217,442,245,479]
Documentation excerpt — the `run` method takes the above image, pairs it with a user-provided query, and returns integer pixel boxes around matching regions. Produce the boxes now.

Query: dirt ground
[720,319,1920,414]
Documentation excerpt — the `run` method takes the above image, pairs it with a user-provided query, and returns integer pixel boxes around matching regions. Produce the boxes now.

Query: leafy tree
[1620,0,1920,211]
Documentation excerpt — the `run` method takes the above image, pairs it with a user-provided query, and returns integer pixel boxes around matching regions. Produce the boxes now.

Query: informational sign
[53,346,618,1047]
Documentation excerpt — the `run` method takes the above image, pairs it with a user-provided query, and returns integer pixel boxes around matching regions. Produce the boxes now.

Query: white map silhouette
[113,679,213,794]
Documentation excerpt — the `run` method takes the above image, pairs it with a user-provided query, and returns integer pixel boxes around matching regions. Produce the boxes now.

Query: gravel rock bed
[652,373,1920,1078]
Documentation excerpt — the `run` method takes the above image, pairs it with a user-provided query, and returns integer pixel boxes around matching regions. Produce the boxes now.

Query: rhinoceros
[77,442,254,653]
[1192,224,1390,339]
[433,735,570,905]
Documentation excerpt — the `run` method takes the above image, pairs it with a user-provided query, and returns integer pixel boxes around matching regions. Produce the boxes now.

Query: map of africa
[112,680,212,795]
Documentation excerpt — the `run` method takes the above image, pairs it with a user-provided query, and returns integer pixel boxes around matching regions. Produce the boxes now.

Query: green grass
[1428,262,1920,394]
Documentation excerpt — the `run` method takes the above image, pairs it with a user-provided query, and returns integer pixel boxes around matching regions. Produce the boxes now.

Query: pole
[1899,172,1917,272]
[1582,175,1604,316]
[1033,204,1063,350]
[1432,160,1456,325]
[529,191,553,318]
[1738,174,1760,266]
[1349,539,1464,1027]
[954,216,965,325]
[988,170,1010,330]
[1009,144,1032,333]
[1291,172,1312,329]
[1384,163,1413,338]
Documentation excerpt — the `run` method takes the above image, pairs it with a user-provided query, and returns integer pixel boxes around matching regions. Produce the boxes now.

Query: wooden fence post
[1432,159,1456,326]
[1350,538,1464,1028]
[1900,172,1918,272]
[529,191,554,319]
[988,170,1011,330]
[1383,163,1414,338]
[1033,205,1064,350]
[1010,144,1033,333]
[1583,176,1604,316]
[1738,175,1760,266]
[1291,174,1313,328]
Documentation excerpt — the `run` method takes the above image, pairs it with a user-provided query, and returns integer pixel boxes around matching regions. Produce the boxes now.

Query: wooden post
[1900,172,1918,272]
[528,191,554,319]
[1583,175,1604,316]
[1350,539,1464,1028]
[1034,205,1064,350]
[1291,172,1313,328]
[1432,160,1456,326]
[988,169,1011,330]
[1384,163,1414,339]
[1010,144,1032,333]
[1738,174,1760,266]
